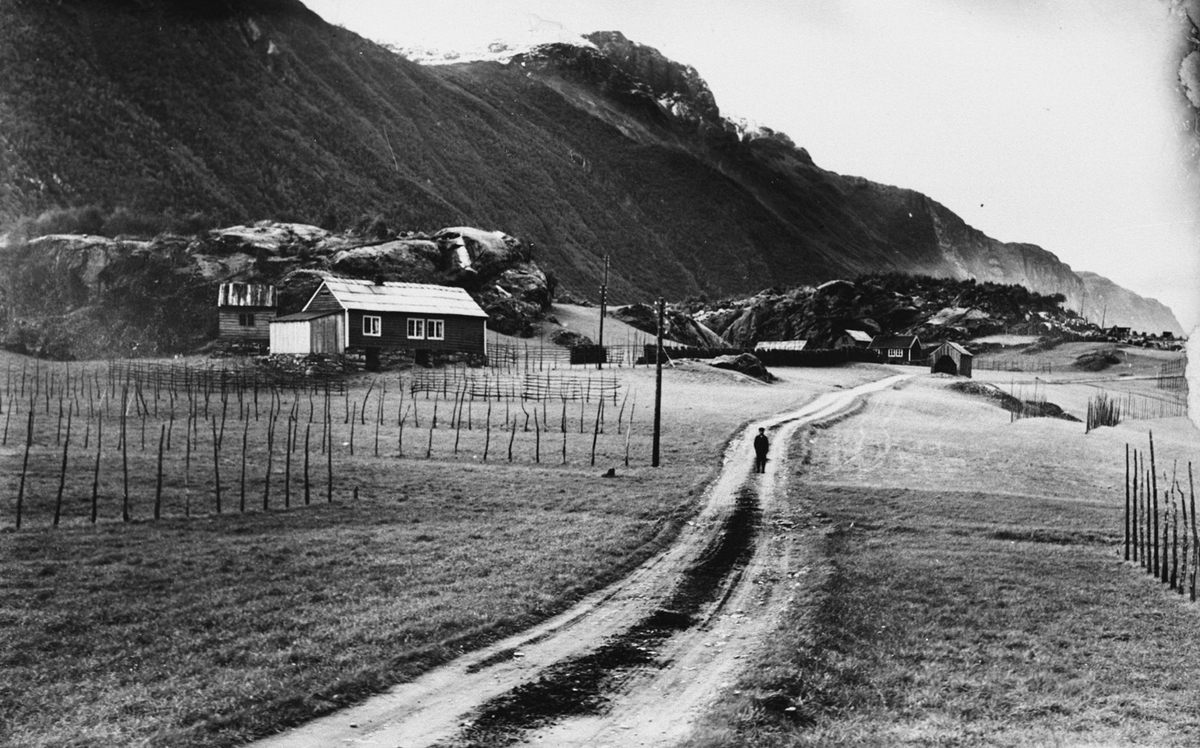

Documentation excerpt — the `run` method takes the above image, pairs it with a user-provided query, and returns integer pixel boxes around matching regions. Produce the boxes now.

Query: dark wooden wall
[347,310,484,354]
[218,308,275,340]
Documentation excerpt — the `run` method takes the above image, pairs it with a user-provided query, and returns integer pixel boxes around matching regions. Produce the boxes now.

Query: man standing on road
[753,427,769,473]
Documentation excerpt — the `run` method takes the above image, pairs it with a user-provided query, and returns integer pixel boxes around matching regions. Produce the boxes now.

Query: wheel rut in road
[452,483,761,747]
[249,372,912,748]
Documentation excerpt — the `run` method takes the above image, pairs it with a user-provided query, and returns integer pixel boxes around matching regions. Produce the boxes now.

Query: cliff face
[0,0,1181,340]
[1076,272,1184,336]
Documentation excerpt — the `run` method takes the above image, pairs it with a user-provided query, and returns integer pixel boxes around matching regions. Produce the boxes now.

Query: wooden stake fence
[1123,431,1199,601]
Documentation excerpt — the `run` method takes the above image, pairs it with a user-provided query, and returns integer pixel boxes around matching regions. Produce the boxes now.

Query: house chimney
[373,274,385,286]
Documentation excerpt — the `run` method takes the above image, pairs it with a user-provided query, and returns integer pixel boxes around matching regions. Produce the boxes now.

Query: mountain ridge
[0,0,1183,336]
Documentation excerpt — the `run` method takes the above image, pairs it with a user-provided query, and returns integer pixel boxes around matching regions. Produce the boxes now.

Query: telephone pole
[597,254,609,370]
[652,296,664,467]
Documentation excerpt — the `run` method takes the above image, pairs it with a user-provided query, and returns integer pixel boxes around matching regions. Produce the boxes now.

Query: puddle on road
[442,482,763,748]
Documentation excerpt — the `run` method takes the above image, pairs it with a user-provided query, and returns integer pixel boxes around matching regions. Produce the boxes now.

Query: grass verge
[684,470,1200,746]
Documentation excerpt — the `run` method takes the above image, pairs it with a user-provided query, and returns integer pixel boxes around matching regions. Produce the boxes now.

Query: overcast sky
[305,0,1200,332]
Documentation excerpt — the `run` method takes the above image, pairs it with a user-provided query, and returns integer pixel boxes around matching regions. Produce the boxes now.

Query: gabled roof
[933,341,973,357]
[869,334,921,350]
[307,278,488,318]
[844,329,873,343]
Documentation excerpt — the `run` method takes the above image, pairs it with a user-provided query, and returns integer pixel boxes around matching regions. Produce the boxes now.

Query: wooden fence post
[284,417,293,509]
[210,418,222,515]
[263,415,275,511]
[484,401,492,462]
[326,419,333,503]
[590,397,604,467]
[54,407,73,527]
[16,411,34,529]
[121,404,130,522]
[154,424,165,520]
[92,413,102,523]
[1151,432,1159,576]
[304,423,311,506]
[1124,443,1130,561]
[1190,461,1197,602]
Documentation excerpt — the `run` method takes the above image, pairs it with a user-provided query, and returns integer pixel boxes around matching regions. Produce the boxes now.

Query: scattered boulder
[709,353,775,382]
[1072,348,1122,372]
[549,328,593,348]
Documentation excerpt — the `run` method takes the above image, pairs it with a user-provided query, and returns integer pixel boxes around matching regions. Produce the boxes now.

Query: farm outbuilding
[270,277,488,364]
[929,341,973,377]
[833,329,873,349]
[217,283,277,343]
[868,334,923,363]
[754,340,808,352]
[269,310,344,354]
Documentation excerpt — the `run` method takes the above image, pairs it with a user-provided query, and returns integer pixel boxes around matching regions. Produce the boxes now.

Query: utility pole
[652,296,664,467]
[597,254,609,370]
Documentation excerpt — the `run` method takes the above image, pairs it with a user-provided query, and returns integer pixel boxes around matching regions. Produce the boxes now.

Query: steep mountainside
[0,0,1182,335]
[1077,272,1183,336]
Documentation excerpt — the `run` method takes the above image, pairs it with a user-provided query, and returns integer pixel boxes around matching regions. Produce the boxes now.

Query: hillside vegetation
[0,0,1182,335]
[0,223,550,359]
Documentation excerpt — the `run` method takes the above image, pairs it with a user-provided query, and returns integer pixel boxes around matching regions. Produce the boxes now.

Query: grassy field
[684,373,1200,747]
[0,347,880,748]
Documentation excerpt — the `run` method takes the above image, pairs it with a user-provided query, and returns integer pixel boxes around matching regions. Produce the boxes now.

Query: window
[889,348,904,358]
[238,313,255,327]
[406,318,425,339]
[426,318,444,340]
[363,315,381,337]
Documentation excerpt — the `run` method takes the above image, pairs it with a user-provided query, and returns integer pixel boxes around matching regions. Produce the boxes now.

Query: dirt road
[250,372,912,748]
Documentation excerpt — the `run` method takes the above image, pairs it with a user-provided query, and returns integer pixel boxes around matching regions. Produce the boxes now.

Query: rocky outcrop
[610,303,727,347]
[689,274,1109,350]
[1,222,553,358]
[583,31,721,129]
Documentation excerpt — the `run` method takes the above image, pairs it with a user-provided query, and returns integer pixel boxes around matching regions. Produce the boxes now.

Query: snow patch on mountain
[726,115,796,147]
[393,22,596,66]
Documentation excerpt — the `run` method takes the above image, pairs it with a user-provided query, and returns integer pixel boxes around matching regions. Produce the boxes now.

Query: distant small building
[929,341,973,378]
[754,340,808,352]
[869,334,922,364]
[217,283,277,343]
[269,277,488,366]
[833,329,873,349]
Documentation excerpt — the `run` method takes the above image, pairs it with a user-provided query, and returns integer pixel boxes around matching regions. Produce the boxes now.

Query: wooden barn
[269,278,488,364]
[832,329,873,349]
[217,283,277,343]
[929,341,973,377]
[868,334,923,363]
